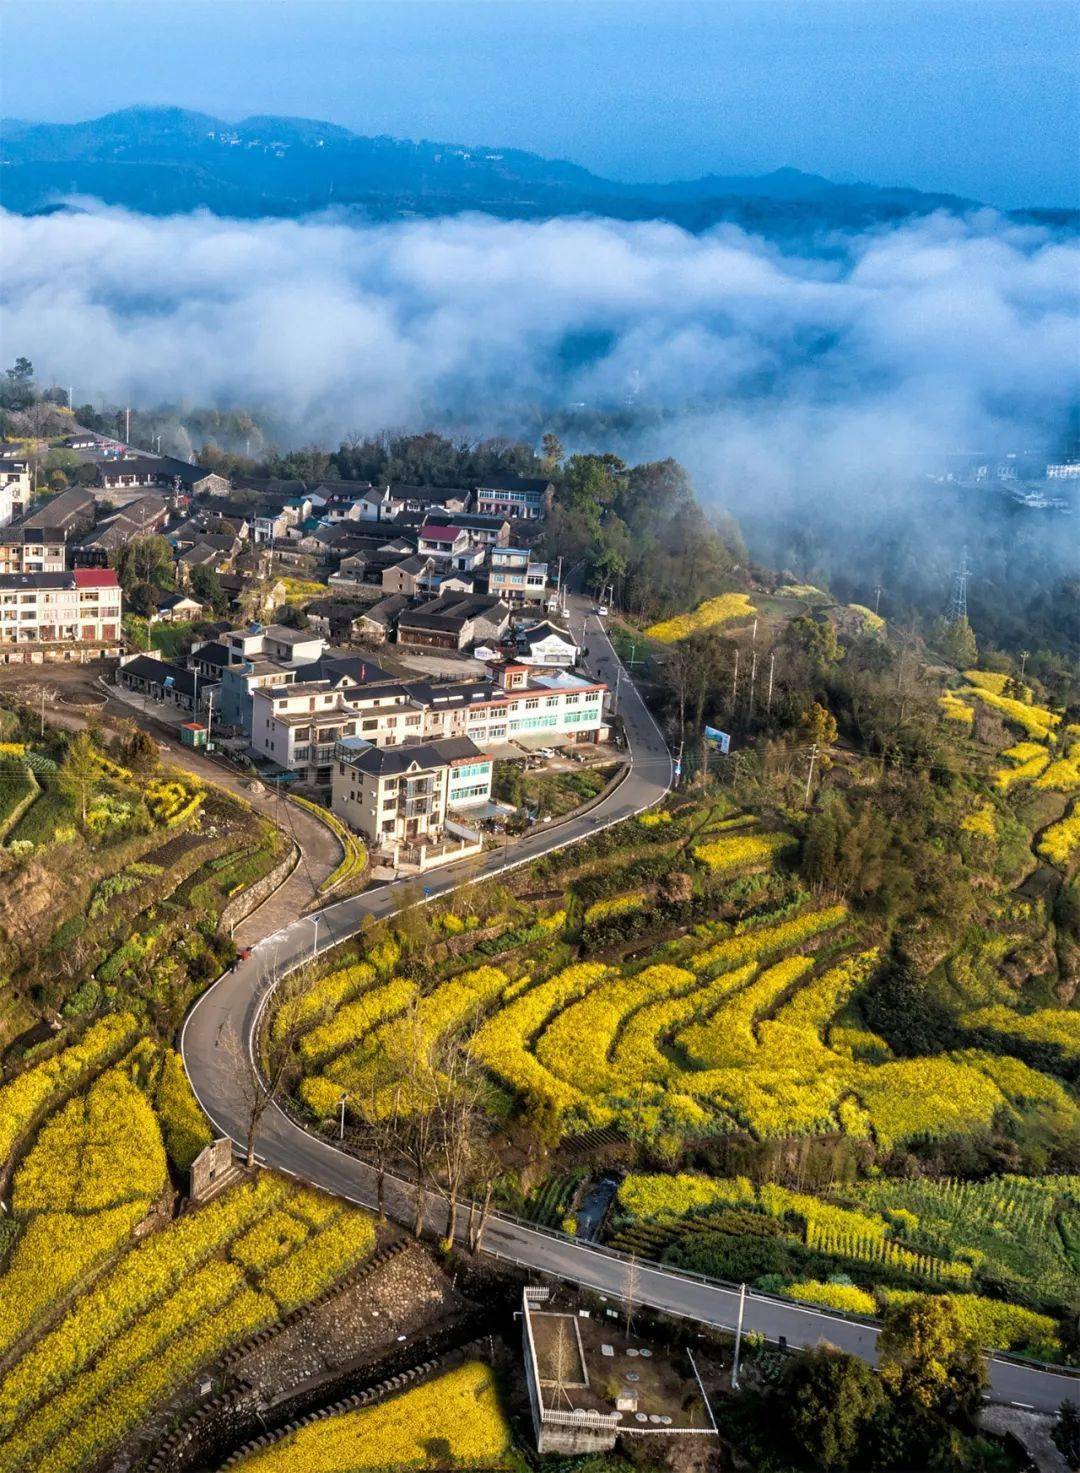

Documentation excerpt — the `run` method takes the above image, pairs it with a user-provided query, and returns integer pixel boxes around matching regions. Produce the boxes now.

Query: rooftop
[337,733,484,777]
[475,473,552,494]
[418,524,463,542]
[389,483,471,504]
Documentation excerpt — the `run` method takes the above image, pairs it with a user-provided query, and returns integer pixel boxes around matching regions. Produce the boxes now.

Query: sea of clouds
[1,204,1077,510]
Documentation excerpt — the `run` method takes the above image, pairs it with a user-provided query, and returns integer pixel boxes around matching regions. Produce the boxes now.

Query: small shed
[180,720,209,749]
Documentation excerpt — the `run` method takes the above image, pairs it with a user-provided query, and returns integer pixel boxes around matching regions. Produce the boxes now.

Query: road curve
[182,613,1077,1415]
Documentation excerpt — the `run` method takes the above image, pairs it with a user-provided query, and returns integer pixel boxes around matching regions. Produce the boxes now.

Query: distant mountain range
[1,106,1074,232]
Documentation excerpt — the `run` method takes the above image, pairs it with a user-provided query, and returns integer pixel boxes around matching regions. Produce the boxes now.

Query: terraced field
[0,1023,376,1473]
[286,801,1079,1153]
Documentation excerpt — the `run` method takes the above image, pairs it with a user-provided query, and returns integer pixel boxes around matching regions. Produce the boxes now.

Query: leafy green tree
[878,1295,986,1420]
[785,614,844,672]
[57,730,99,826]
[189,565,228,615]
[942,615,978,670]
[801,700,839,750]
[112,536,174,597]
[781,1344,886,1471]
[540,431,564,470]
[6,357,33,383]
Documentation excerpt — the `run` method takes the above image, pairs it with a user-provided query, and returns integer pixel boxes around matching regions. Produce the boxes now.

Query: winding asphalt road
[182,611,1077,1415]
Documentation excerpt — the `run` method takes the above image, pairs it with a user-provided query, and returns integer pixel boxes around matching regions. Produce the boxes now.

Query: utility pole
[731,1281,747,1389]
[612,665,623,716]
[1019,650,1029,681]
[765,651,775,715]
[804,742,819,806]
[339,1095,347,1140]
[124,407,131,444]
[731,647,740,709]
[40,687,46,738]
[751,617,758,643]
[874,583,883,616]
[748,649,757,717]
[311,913,320,961]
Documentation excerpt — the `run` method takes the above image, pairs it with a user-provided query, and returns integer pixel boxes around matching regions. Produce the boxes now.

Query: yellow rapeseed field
[645,592,756,643]
[237,1361,513,1471]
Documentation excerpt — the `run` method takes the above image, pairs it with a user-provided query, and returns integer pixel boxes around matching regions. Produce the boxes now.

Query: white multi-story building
[0,569,122,648]
[488,547,549,604]
[331,734,492,857]
[251,660,608,786]
[0,460,31,526]
[0,528,67,575]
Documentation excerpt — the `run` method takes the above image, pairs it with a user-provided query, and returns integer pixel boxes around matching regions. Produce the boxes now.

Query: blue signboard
[704,726,731,754]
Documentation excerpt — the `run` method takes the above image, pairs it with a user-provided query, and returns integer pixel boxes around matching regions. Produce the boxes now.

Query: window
[524,698,539,711]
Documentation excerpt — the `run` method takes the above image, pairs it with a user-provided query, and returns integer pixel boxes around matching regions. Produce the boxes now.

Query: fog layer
[1,205,1077,494]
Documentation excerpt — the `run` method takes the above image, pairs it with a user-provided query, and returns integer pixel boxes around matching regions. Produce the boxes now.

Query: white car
[536,747,557,759]
[597,604,609,617]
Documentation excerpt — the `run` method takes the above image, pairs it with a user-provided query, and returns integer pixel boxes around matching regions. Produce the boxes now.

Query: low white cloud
[1,204,1076,502]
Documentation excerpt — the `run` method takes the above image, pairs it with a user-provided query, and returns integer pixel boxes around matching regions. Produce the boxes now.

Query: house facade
[517,620,579,667]
[331,735,492,856]
[0,568,122,649]
[474,474,553,521]
[0,527,67,576]
[0,460,31,524]
[488,547,549,604]
[251,660,608,787]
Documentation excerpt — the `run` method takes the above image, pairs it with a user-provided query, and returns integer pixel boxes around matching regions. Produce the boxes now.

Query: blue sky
[6,0,1078,207]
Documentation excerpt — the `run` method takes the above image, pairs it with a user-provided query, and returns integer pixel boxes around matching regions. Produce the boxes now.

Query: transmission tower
[946,547,970,623]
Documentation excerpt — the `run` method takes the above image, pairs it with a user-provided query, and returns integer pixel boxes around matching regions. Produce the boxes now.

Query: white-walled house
[517,620,579,667]
[251,660,608,787]
[331,734,492,859]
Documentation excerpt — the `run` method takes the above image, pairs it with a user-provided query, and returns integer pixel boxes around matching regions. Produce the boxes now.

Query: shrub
[692,830,792,874]
[665,1226,791,1281]
[785,1280,876,1316]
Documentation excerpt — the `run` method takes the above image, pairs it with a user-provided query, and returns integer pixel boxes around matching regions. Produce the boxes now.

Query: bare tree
[428,1034,489,1251]
[466,1142,501,1254]
[624,1251,640,1339]
[220,958,313,1169]
[549,1317,576,1412]
[353,1066,403,1223]
[390,1003,439,1238]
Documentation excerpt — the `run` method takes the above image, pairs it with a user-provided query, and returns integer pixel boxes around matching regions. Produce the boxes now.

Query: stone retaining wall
[139,1243,410,1473]
[219,845,297,933]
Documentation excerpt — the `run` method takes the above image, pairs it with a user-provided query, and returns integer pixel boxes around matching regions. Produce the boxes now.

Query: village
[0,433,617,873]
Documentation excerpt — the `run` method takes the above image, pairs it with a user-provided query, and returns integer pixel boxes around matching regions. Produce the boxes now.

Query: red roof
[73,569,120,588]
[420,524,462,542]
